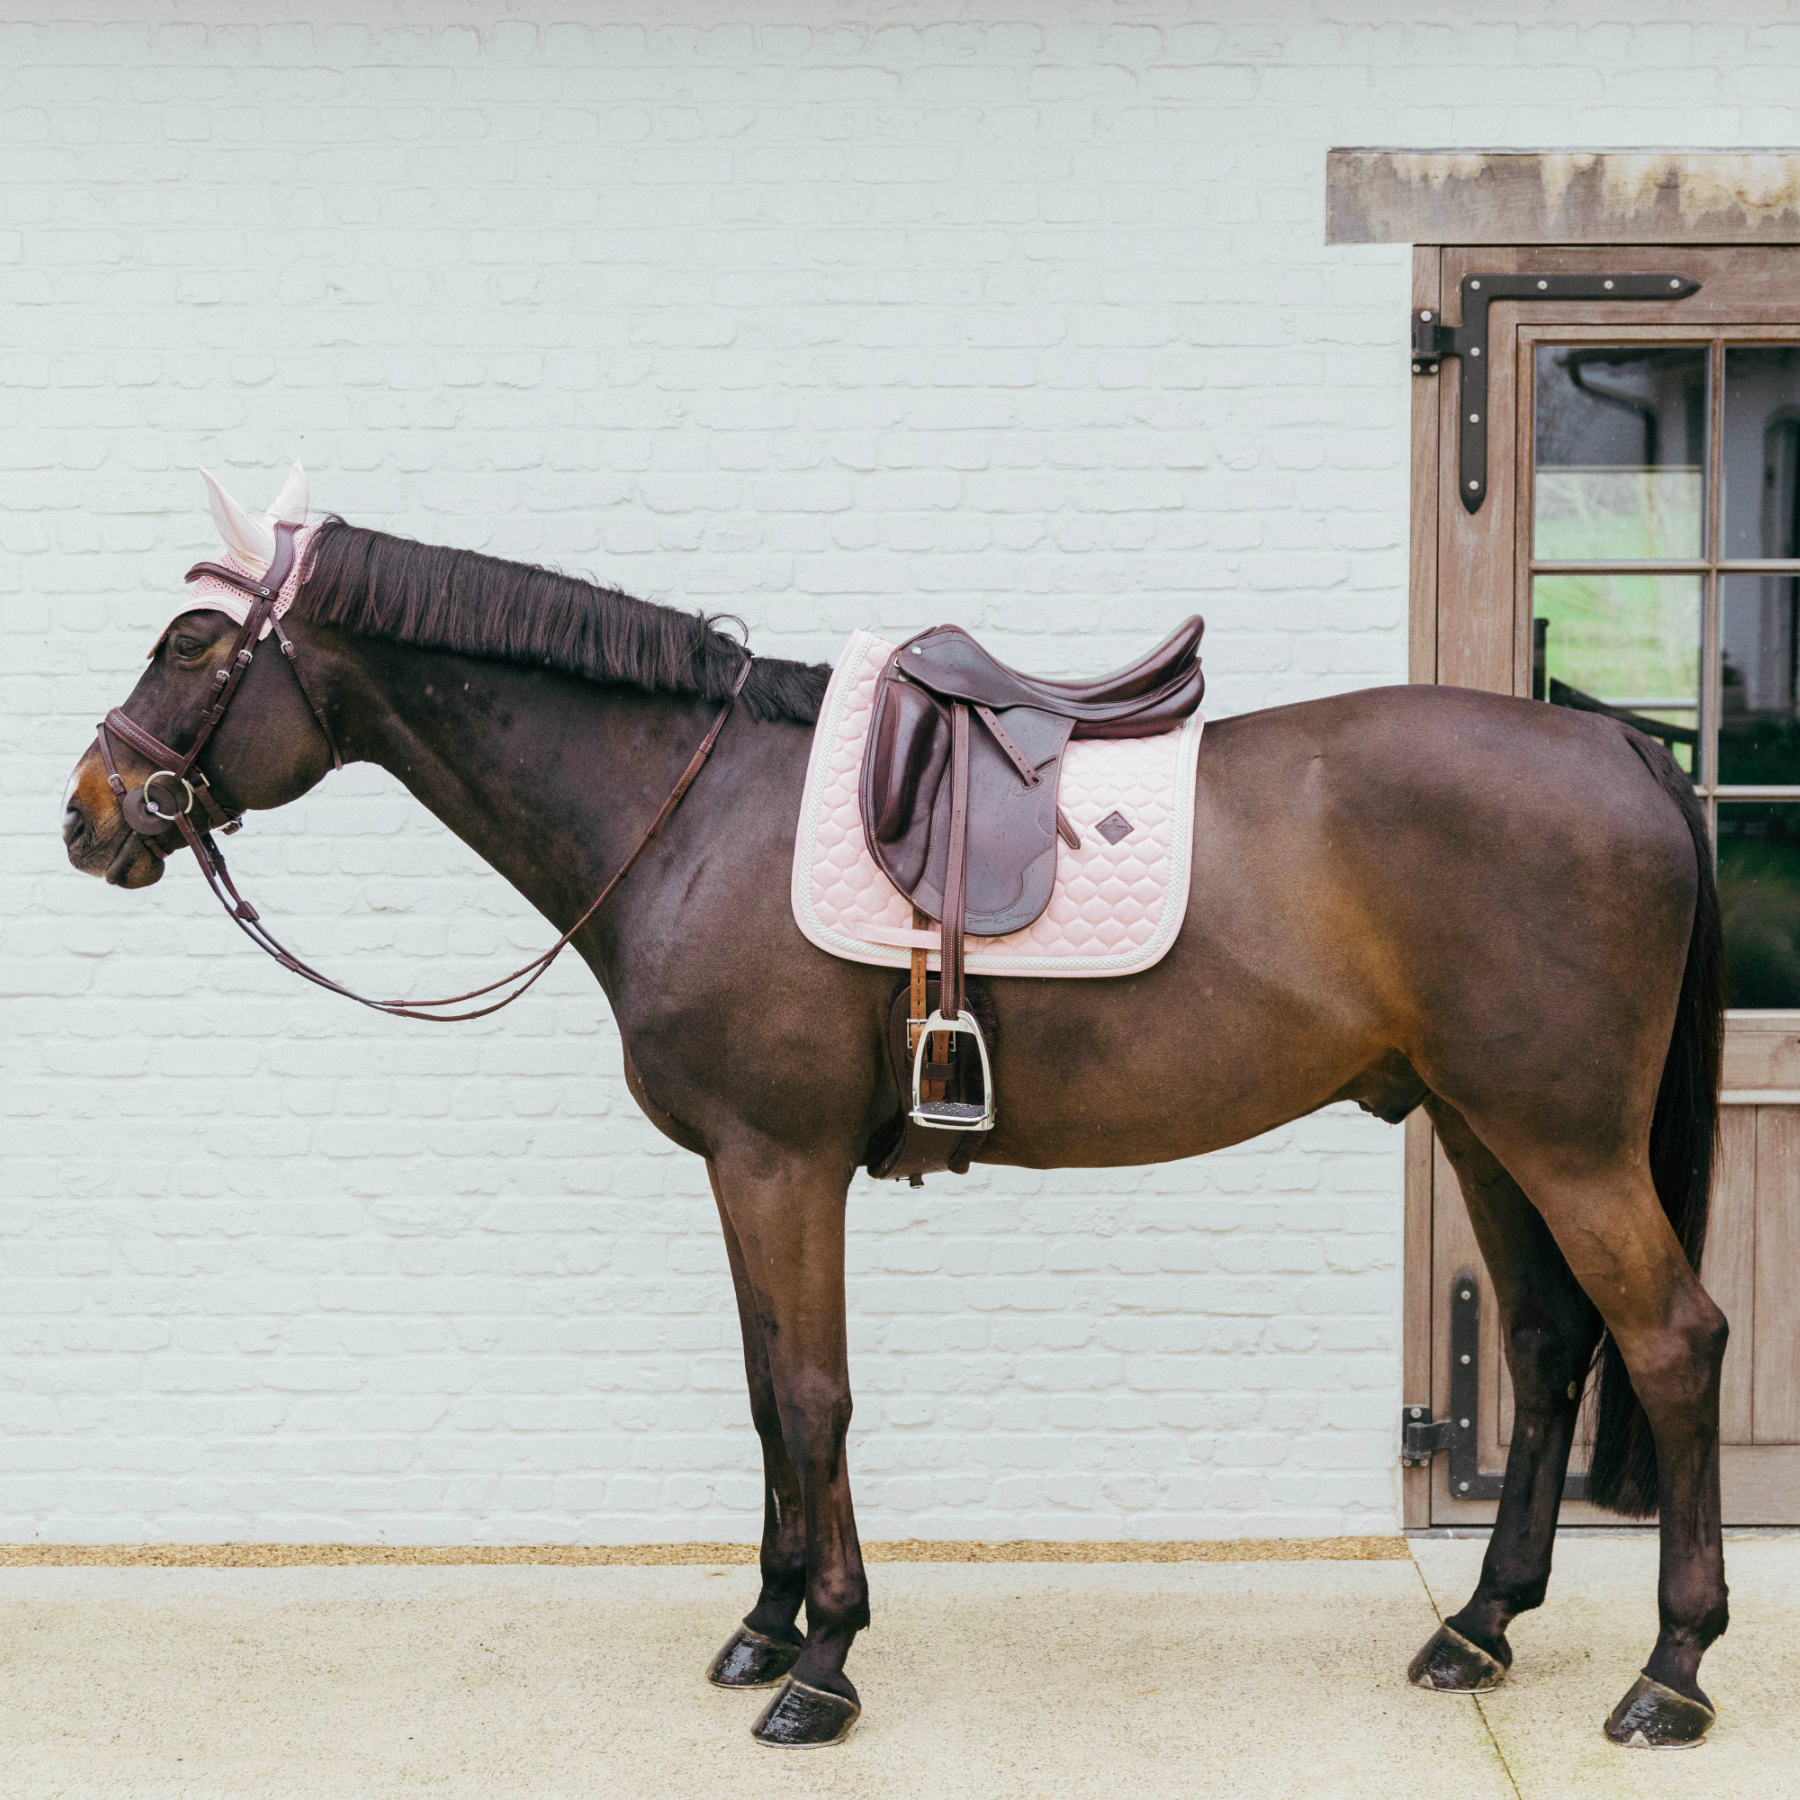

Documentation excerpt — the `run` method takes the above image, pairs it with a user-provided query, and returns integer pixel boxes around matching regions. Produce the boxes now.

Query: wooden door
[1406,244,1800,1526]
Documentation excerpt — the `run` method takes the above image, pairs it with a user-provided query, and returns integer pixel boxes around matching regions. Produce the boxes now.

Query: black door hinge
[1401,1406,1450,1463]
[1401,1266,1589,1504]
[1412,271,1701,514]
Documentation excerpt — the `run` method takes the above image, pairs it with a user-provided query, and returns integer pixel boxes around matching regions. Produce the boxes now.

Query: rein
[95,526,751,1023]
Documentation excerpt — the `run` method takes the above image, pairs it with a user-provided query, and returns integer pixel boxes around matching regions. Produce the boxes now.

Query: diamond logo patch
[1095,810,1133,845]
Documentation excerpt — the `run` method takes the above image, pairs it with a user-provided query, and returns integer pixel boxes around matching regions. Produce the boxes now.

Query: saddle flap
[861,662,1076,937]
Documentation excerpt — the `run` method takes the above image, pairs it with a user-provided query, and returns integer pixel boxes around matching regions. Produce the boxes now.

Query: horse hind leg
[1408,1102,1603,1694]
[703,1164,807,1691]
[1443,1108,1729,1747]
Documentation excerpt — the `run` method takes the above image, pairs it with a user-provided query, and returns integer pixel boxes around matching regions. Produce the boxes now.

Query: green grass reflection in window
[1532,574,1700,775]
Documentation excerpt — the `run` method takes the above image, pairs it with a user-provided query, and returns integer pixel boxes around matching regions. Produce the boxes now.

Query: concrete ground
[0,1537,1795,1798]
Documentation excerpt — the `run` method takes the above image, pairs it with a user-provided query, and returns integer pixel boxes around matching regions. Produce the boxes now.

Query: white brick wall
[6,2,1785,1544]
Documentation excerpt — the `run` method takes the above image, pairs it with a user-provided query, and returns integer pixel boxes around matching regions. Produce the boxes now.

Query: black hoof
[1408,1622,1508,1693]
[751,1676,861,1748]
[706,1624,803,1690]
[1604,1674,1715,1748]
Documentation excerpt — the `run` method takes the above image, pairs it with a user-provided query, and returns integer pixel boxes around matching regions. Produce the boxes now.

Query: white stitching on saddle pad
[790,630,1204,979]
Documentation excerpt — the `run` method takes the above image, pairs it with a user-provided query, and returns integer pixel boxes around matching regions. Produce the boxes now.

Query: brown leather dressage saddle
[860,618,1204,1180]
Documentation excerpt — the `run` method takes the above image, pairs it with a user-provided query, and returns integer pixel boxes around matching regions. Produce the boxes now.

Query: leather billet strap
[939,701,972,1022]
[971,701,1039,786]
[970,698,1080,850]
[161,656,754,1024]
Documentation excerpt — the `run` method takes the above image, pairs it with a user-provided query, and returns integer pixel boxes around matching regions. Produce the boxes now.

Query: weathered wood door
[1406,244,1800,1526]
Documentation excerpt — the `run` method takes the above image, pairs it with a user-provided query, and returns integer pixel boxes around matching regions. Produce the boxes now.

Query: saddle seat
[857,615,1205,1166]
[897,616,1205,728]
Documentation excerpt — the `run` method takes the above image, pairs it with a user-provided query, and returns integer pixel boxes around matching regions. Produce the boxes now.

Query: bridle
[94,522,750,1021]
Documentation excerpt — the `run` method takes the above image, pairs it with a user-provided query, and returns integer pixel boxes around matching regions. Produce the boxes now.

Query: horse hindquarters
[1408,727,1727,1746]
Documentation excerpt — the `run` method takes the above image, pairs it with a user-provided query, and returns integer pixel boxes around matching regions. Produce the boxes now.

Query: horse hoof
[706,1625,803,1689]
[1408,1622,1509,1693]
[750,1676,861,1748]
[1604,1674,1715,1748]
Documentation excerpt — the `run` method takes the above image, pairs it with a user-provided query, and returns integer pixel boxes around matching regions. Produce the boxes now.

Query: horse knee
[779,1389,854,1473]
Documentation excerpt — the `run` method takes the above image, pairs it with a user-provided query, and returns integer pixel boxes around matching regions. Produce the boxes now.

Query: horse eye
[172,635,205,660]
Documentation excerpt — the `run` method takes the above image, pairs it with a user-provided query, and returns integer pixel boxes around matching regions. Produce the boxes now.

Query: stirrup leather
[910,1008,995,1131]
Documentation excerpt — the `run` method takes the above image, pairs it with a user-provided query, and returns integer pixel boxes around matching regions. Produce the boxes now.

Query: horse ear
[199,466,276,568]
[264,461,309,527]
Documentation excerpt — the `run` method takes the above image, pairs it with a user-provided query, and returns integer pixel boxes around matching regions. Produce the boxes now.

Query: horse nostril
[63,798,92,850]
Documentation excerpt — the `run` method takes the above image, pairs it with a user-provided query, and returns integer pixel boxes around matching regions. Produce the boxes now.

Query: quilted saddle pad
[790,631,1205,978]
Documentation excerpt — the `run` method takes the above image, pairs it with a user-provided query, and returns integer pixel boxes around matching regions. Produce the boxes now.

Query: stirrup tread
[909,1007,995,1132]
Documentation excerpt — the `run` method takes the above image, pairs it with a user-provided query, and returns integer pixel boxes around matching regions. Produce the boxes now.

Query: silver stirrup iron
[909,1008,996,1132]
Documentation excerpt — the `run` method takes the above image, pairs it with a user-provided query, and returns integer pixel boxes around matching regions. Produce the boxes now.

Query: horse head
[63,463,337,889]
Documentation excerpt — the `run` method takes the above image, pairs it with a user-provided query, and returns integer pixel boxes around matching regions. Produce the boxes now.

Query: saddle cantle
[858,618,1205,1171]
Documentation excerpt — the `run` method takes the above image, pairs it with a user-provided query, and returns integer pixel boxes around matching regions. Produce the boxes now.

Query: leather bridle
[94,523,750,1021]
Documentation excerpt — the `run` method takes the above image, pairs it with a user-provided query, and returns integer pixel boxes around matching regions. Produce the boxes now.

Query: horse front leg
[1409,1102,1603,1694]
[710,1139,868,1748]
[704,1162,808,1691]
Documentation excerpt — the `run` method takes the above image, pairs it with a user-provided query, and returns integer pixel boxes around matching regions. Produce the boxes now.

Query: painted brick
[8,0,1763,1547]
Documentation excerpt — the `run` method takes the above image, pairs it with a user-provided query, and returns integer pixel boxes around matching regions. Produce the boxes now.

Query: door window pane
[1533,345,1707,560]
[1721,574,1800,784]
[1723,347,1800,558]
[1719,803,1800,1007]
[1532,574,1701,773]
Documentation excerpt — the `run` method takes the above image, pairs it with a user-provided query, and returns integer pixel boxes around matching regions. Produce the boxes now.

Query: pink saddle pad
[791,631,1204,979]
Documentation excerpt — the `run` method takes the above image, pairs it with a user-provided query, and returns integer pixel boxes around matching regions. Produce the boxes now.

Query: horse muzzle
[62,757,170,887]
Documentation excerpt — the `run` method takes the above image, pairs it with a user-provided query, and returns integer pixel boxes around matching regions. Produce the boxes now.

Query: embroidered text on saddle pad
[791,631,1204,978]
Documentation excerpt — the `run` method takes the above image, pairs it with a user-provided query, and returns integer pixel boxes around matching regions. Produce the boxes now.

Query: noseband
[94,523,750,1021]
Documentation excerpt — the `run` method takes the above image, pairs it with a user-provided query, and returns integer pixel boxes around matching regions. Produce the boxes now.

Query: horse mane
[295,517,828,726]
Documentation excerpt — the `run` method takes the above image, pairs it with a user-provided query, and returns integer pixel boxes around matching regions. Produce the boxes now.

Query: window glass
[1718,803,1800,1007]
[1532,574,1701,774]
[1533,345,1707,560]
[1723,346,1800,558]
[1720,574,1800,785]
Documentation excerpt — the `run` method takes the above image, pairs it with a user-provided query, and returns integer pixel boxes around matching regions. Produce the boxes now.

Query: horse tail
[1587,728,1726,1516]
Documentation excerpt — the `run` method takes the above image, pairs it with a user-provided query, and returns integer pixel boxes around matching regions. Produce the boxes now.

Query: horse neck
[334,634,733,950]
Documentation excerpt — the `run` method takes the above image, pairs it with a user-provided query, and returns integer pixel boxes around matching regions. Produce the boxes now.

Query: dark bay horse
[63,508,1728,1750]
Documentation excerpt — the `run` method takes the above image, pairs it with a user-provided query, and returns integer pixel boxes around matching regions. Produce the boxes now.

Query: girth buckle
[909,1008,996,1132]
